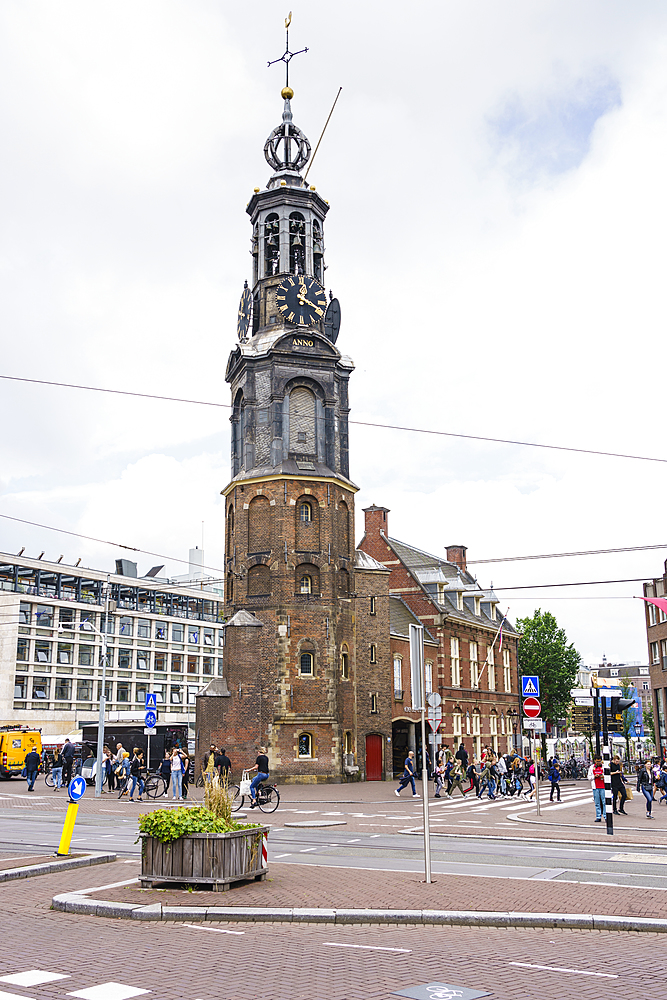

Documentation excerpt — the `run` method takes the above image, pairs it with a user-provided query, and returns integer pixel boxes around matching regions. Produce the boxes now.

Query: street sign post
[144,701,157,770]
[523,697,541,719]
[57,776,86,856]
[521,676,540,698]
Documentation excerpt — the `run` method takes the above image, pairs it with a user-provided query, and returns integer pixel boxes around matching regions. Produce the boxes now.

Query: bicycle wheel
[257,785,280,813]
[44,772,54,787]
[118,777,129,798]
[229,784,243,812]
[145,775,162,799]
[196,773,204,788]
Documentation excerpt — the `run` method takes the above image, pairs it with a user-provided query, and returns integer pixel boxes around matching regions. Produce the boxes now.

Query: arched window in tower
[299,501,312,523]
[247,495,270,554]
[295,495,319,552]
[341,645,349,679]
[296,563,319,596]
[312,219,323,283]
[289,212,306,275]
[289,386,315,454]
[226,505,234,557]
[264,213,280,277]
[252,223,259,284]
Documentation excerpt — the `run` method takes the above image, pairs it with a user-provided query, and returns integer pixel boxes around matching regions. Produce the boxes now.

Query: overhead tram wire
[468,542,667,564]
[2,373,667,466]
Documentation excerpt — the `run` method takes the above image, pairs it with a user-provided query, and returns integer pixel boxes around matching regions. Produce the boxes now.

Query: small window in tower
[370,596,376,615]
[299,502,312,523]
[370,643,377,664]
[264,213,280,277]
[300,652,314,676]
[370,693,378,714]
[289,212,306,275]
[298,732,312,757]
[297,431,306,443]
[341,651,349,679]
[300,574,312,595]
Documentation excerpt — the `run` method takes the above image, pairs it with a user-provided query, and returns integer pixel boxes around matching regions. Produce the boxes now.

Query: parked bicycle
[144,770,169,799]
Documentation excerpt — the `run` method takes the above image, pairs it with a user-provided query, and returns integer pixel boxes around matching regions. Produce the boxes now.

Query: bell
[268,235,276,246]
[293,234,302,246]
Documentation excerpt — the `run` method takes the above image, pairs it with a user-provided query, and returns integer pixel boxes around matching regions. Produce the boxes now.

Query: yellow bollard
[57,802,79,856]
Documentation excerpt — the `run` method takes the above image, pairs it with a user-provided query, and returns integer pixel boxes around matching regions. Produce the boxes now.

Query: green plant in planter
[137,806,260,844]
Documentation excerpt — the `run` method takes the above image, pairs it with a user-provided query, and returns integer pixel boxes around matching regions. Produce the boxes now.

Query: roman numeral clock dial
[276,275,327,327]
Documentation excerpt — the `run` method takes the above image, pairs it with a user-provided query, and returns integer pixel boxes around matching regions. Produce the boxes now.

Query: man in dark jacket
[455,742,469,769]
[61,739,76,786]
[215,748,232,779]
[24,748,41,791]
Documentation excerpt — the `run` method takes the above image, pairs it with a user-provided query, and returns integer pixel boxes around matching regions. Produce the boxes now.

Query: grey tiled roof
[389,596,438,645]
[387,535,518,635]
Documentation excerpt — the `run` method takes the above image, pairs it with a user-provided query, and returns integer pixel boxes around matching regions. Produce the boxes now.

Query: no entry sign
[523,696,541,718]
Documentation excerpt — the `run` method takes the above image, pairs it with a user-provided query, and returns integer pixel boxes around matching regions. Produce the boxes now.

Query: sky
[1,0,666,666]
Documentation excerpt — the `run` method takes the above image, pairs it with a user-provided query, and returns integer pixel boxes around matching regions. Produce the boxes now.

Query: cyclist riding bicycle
[249,746,269,809]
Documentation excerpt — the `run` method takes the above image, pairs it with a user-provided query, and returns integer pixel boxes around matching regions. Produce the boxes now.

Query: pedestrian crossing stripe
[521,676,539,696]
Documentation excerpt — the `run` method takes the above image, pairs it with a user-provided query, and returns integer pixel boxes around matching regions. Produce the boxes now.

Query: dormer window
[474,596,481,616]
[456,591,463,612]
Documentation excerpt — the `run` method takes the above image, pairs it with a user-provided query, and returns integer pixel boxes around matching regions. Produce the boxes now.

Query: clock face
[237,283,252,340]
[276,275,327,327]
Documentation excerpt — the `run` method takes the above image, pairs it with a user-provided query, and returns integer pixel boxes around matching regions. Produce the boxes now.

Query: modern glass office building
[0,552,224,734]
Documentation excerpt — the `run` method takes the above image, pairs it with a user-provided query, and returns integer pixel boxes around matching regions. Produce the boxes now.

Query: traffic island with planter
[137,805,267,892]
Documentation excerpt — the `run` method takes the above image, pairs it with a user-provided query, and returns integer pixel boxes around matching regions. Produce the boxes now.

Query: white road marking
[509,961,618,978]
[273,853,292,858]
[610,853,667,864]
[186,924,244,935]
[323,942,411,953]
[346,838,361,843]
[1,972,69,987]
[75,878,139,895]
[300,848,317,853]
[67,985,150,1000]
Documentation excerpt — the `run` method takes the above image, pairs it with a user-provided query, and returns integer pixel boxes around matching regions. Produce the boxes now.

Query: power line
[2,373,667,465]
[468,543,667,565]
[493,576,650,592]
[0,513,225,578]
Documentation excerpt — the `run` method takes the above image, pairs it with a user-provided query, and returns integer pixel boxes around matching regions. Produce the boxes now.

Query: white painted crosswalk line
[67,984,150,1000]
[0,972,69,987]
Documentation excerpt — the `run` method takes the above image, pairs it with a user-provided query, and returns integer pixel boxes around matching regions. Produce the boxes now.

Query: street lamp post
[95,579,111,798]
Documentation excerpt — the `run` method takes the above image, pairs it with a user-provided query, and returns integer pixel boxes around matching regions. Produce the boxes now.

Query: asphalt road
[2,805,667,890]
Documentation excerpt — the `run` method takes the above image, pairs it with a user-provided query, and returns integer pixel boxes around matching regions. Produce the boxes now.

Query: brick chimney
[446,545,467,572]
[363,505,390,539]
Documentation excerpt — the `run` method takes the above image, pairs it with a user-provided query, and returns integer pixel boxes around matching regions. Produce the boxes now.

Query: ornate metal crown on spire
[264,12,311,174]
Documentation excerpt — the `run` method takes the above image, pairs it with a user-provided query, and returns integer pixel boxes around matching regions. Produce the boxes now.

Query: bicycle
[144,771,169,799]
[117,773,130,798]
[231,770,280,814]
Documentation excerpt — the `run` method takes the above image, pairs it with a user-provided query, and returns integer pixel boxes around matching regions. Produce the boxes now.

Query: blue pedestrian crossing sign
[521,675,540,697]
[145,692,157,710]
[145,709,157,730]
[68,776,86,802]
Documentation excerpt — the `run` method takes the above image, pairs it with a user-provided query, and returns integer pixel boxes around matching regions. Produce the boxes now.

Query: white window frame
[393,655,402,695]
[487,646,495,691]
[452,712,462,737]
[470,642,478,688]
[425,660,433,696]
[503,648,511,692]
[450,637,461,687]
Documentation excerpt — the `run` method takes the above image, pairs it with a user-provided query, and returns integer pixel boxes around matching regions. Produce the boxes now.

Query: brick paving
[80,858,667,920]
[0,854,665,998]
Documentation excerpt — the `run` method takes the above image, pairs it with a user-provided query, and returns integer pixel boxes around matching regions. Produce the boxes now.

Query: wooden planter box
[140,827,268,891]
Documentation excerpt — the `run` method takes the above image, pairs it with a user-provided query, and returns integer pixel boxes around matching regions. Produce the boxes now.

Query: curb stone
[1,852,116,883]
[49,894,667,932]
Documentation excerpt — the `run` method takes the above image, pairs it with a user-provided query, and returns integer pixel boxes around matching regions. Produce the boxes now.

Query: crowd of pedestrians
[396,742,545,801]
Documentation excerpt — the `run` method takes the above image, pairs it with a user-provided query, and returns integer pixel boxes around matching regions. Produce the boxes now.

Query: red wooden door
[365,734,383,781]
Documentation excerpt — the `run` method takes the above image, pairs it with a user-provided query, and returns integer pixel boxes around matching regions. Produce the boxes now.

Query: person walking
[51,749,63,790]
[116,751,131,795]
[548,759,562,802]
[61,739,75,786]
[159,751,172,795]
[433,759,445,797]
[588,756,606,822]
[523,758,536,801]
[496,754,508,796]
[465,759,480,796]
[637,761,654,819]
[128,749,145,802]
[249,746,270,808]
[181,753,191,799]
[24,747,40,791]
[395,750,419,797]
[215,748,232,781]
[455,742,469,771]
[610,755,628,815]
[170,748,184,800]
[449,759,468,797]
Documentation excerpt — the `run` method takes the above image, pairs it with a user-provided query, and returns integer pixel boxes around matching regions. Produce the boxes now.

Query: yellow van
[0,729,42,778]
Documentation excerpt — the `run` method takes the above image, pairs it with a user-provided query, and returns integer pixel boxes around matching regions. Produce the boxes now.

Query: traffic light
[610,696,635,721]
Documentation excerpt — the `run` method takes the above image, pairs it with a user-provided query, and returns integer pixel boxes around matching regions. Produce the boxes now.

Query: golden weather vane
[268,11,308,95]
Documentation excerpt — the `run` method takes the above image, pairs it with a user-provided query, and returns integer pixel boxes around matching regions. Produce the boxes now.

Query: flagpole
[476,607,510,686]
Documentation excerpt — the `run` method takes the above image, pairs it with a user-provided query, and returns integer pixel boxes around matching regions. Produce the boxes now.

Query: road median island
[0,851,116,882]
[49,859,667,931]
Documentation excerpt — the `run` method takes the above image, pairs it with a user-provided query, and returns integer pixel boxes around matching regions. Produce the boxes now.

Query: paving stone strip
[0,851,115,882]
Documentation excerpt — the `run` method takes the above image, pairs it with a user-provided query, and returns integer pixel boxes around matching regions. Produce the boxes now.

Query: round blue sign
[68,776,86,801]
[145,709,157,730]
